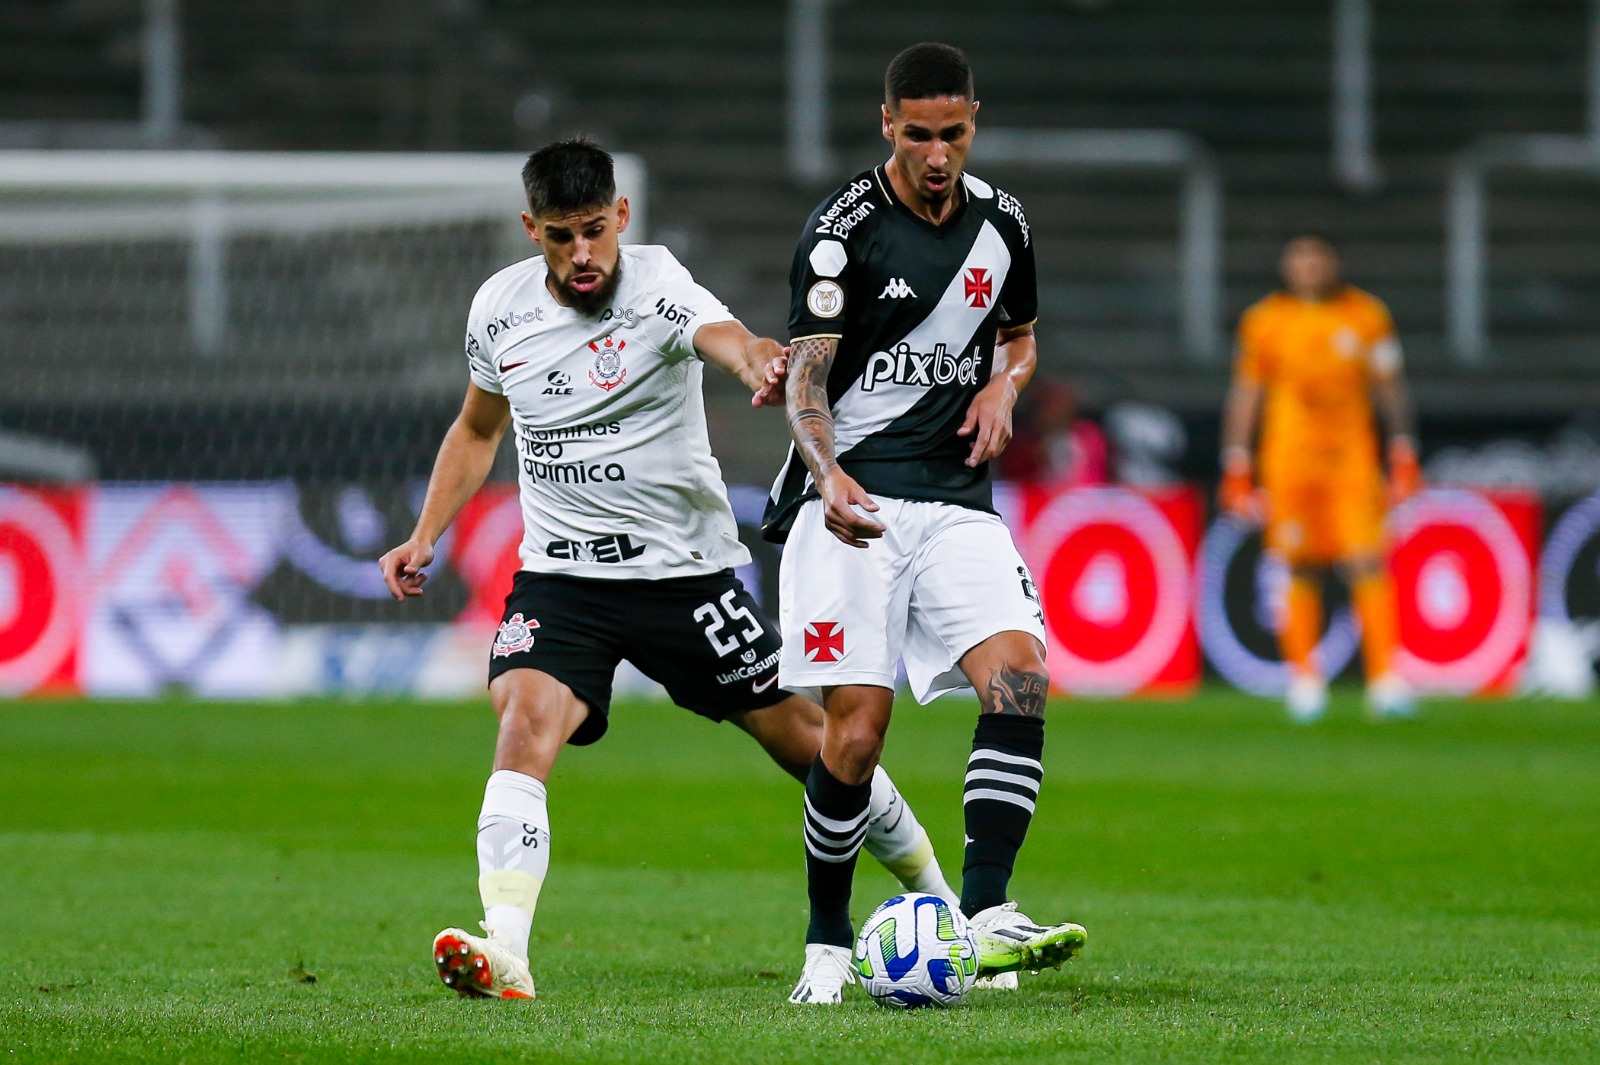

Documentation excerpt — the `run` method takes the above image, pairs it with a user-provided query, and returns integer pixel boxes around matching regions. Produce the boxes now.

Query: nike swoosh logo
[498,360,528,372]
[752,674,779,693]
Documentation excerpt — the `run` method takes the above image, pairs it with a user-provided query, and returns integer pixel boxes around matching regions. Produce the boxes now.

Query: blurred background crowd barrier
[2,477,1592,699]
[3,0,1598,700]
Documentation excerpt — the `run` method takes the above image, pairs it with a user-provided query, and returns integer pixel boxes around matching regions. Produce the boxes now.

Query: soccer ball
[852,892,979,1008]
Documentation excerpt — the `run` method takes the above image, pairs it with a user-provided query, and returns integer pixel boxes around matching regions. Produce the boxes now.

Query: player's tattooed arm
[984,662,1049,718]
[787,336,884,547]
[786,336,841,475]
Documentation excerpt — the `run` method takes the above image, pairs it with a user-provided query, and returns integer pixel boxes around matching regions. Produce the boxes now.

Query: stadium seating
[3,0,1596,480]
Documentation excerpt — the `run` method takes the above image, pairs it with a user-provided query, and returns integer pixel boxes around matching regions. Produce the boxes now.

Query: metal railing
[1444,135,1600,363]
[1332,0,1382,192]
[970,129,1223,363]
[784,0,1222,362]
[0,150,648,356]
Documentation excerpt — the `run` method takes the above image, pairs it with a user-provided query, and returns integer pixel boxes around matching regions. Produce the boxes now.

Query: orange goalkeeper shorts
[1262,471,1386,565]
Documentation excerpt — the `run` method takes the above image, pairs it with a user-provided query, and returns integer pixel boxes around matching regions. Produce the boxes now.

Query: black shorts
[487,569,788,745]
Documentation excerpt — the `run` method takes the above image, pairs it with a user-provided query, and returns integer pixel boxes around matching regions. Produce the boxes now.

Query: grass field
[2,690,1597,1064]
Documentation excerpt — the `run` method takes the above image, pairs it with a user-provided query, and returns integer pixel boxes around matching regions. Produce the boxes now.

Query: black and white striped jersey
[761,165,1038,542]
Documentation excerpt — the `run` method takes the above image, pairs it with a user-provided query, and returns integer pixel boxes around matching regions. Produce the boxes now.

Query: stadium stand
[2,0,1596,484]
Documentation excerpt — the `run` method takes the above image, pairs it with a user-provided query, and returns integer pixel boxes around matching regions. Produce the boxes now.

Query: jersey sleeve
[995,194,1038,327]
[654,254,737,363]
[788,214,852,342]
[463,290,501,394]
[1367,300,1403,377]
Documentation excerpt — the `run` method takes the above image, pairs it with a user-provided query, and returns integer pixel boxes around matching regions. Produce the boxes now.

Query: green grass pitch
[2,690,1597,1064]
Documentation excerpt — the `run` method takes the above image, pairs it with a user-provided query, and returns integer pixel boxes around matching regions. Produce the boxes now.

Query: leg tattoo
[984,663,1048,717]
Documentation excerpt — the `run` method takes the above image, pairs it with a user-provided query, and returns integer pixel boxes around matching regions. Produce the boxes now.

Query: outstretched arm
[787,336,884,548]
[378,383,511,600]
[693,320,787,407]
[959,322,1038,467]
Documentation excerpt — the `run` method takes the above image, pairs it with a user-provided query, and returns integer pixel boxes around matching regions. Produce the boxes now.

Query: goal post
[0,149,648,405]
[0,149,654,698]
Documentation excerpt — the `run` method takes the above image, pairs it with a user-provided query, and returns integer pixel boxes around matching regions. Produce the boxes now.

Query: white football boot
[973,970,1020,990]
[1366,673,1418,720]
[788,943,855,1004]
[432,926,535,1000]
[969,902,1087,976]
[1286,674,1329,724]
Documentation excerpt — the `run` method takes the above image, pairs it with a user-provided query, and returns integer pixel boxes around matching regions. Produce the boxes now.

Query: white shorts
[778,497,1046,703]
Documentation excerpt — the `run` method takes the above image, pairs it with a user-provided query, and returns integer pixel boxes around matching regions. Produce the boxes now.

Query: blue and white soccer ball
[853,892,979,1008]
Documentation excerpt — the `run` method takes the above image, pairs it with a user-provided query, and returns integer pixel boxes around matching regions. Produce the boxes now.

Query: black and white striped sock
[803,756,871,948]
[961,715,1045,918]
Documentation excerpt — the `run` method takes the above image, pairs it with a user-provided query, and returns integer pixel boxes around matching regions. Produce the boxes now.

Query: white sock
[475,769,550,961]
[863,766,958,905]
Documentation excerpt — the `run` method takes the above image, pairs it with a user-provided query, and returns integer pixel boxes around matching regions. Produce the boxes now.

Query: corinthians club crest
[492,612,540,657]
[588,334,627,391]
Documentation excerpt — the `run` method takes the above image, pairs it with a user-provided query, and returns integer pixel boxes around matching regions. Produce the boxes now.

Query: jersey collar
[875,164,968,235]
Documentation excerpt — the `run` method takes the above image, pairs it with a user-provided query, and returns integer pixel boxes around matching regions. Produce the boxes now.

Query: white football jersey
[464,244,750,580]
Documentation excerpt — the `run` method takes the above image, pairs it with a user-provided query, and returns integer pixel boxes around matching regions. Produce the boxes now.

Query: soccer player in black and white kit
[765,44,1087,1003]
[378,140,956,1000]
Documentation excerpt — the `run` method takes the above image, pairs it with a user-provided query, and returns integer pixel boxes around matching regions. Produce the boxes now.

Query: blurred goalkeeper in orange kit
[1220,235,1422,722]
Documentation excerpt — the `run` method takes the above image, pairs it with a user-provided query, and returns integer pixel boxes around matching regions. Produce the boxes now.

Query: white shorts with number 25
[778,496,1047,703]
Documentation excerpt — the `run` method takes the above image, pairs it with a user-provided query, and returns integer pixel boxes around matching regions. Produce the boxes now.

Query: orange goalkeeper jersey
[1233,286,1401,486]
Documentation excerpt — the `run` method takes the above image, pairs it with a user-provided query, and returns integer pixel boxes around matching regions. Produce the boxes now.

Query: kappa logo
[542,370,574,395]
[492,612,540,658]
[878,278,917,299]
[804,621,844,663]
[588,334,627,391]
[964,268,994,309]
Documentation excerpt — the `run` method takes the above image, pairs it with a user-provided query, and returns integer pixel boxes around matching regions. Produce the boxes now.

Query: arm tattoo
[789,406,831,427]
[983,663,1048,718]
[786,337,840,479]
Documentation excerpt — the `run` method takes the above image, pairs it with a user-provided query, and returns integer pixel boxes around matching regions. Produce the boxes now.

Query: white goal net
[0,149,648,472]
[0,150,652,698]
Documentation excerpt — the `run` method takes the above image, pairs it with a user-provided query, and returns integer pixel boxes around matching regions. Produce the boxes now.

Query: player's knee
[823,735,882,787]
[821,715,885,786]
[491,671,589,747]
[982,650,1049,719]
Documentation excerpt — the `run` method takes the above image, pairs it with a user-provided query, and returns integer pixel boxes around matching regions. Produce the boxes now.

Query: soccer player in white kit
[378,139,954,1000]
[767,44,1087,1003]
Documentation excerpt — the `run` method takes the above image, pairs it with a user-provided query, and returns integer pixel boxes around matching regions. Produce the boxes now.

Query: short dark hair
[521,138,616,217]
[884,42,975,110]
